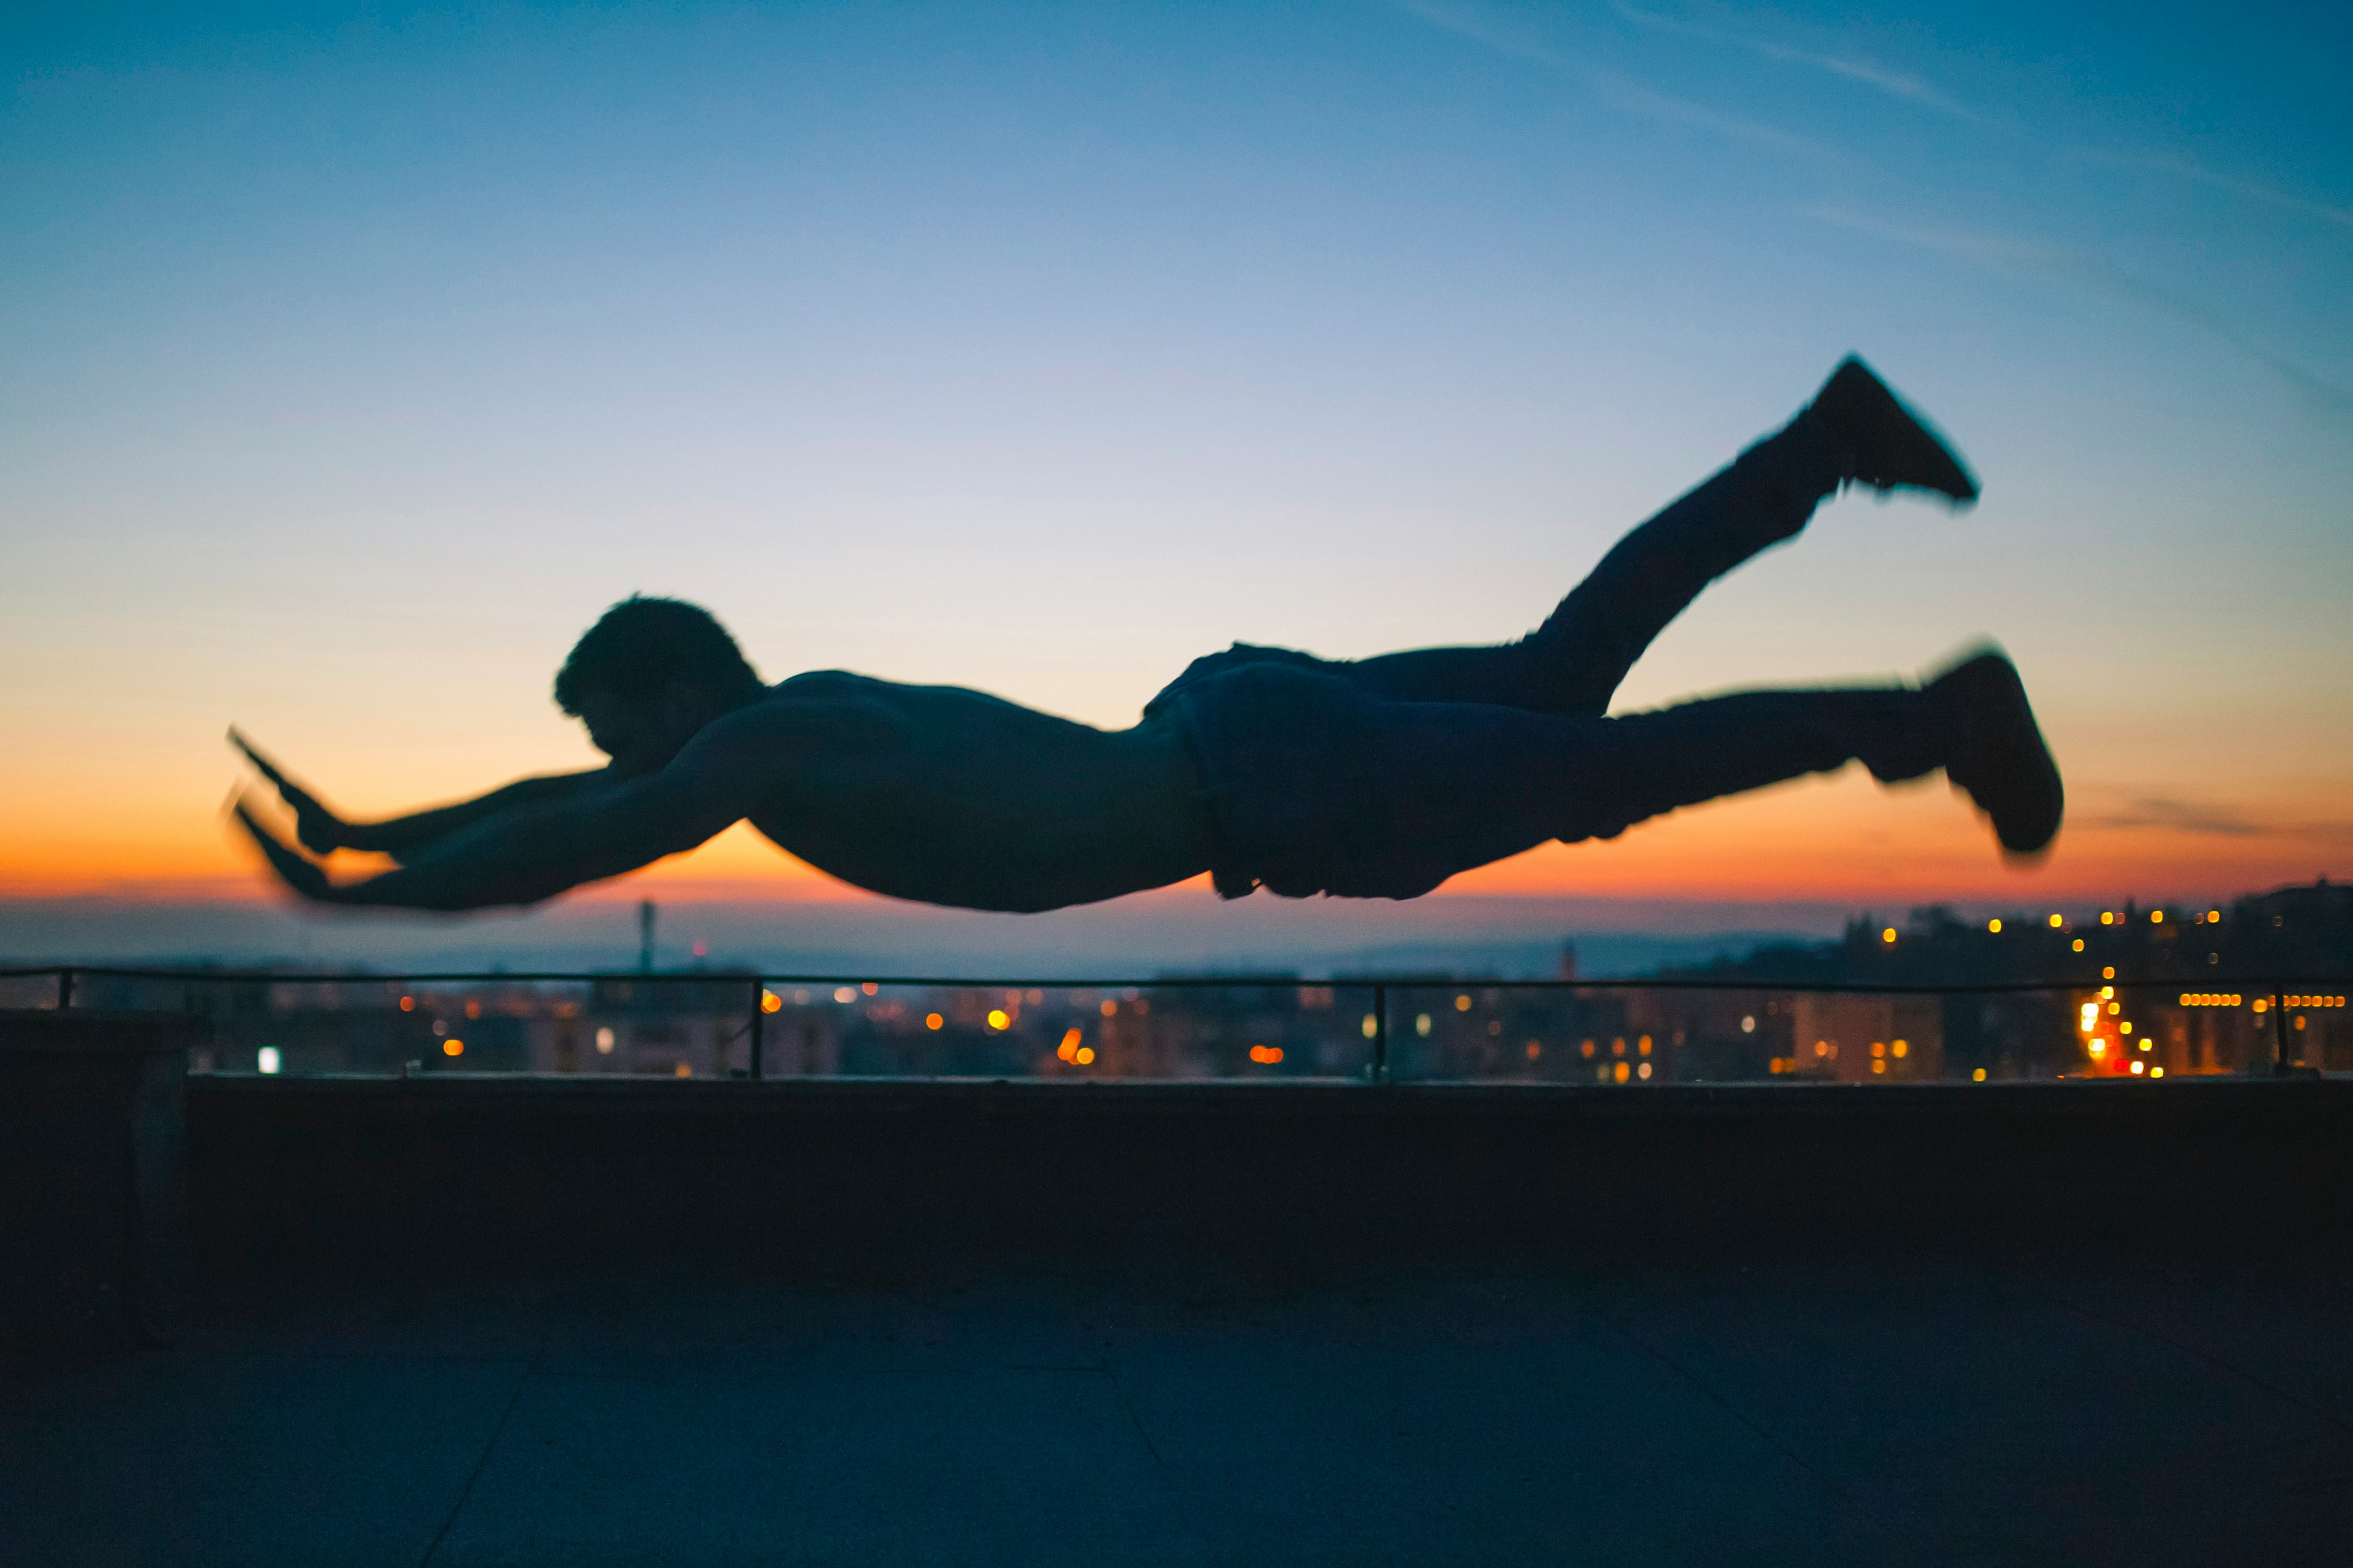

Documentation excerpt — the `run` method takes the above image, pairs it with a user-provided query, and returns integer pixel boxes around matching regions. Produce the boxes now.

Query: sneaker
[1810,355,1979,504]
[1929,649,2062,856]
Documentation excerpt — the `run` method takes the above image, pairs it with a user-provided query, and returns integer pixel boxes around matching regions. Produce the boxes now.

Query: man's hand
[231,797,346,904]
[229,729,349,856]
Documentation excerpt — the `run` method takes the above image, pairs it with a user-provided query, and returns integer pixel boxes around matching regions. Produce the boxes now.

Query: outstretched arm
[233,713,781,911]
[233,694,903,911]
[230,728,608,861]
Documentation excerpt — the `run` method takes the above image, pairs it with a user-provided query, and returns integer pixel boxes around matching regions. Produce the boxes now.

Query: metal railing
[5,962,2346,1083]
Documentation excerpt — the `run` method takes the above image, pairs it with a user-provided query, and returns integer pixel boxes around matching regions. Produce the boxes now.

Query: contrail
[1392,0,1836,161]
[1608,0,1977,121]
[1804,204,2353,416]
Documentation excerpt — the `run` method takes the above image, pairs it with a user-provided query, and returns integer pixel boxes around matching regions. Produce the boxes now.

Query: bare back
[740,671,1216,913]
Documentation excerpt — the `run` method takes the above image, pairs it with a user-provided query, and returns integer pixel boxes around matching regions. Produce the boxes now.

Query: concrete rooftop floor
[6,1257,2351,1567]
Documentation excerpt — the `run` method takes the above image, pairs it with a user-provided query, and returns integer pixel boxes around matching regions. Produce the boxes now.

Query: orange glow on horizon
[3,769,2338,910]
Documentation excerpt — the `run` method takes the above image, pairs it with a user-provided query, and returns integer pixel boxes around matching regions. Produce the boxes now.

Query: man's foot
[1810,355,1979,505]
[1928,649,2062,857]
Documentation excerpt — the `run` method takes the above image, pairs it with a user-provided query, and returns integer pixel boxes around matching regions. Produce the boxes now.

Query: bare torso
[740,671,1217,913]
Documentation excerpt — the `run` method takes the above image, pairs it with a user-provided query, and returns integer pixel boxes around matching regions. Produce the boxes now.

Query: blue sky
[4,1,2348,945]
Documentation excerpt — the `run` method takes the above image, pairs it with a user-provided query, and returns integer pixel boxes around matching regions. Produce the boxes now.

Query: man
[233,356,2062,915]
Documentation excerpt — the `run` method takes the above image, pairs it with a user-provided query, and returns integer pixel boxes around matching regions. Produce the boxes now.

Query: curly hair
[553,596,764,715]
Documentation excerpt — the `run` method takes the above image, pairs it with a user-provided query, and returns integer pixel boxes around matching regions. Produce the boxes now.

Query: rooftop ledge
[9,1006,2351,1354]
[185,1069,2353,1280]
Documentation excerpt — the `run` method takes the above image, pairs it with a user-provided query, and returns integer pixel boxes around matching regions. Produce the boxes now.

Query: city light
[1971,1068,1987,1082]
[1987,918,2002,933]
[1612,1061,1630,1083]
[443,1038,463,1057]
[987,1009,1010,1030]
[1455,994,1472,1011]
[1100,999,1118,1017]
[2151,1067,2166,1078]
[1249,1044,1285,1064]
[2179,994,2243,1007]
[1741,1015,1756,1033]
[673,1063,691,1078]
[1526,1042,1541,1061]
[2073,939,2085,951]
[1074,1047,1095,1065]
[2152,911,2164,923]
[257,1046,280,1074]
[1415,1013,1432,1037]
[1361,1014,1378,1039]
[2130,1060,2144,1074]
[833,987,856,1004]
[2104,967,2115,979]
[760,990,782,1013]
[1637,1062,1651,1080]
[926,1013,944,1030]
[863,983,880,996]
[2049,913,2063,927]
[596,1027,615,1053]
[399,996,414,1011]
[1059,1028,1084,1061]
[1892,1039,1909,1058]
[1882,927,1897,943]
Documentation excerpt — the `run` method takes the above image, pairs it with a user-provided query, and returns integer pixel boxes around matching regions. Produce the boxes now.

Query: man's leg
[1332,357,1976,716]
[1254,651,2058,902]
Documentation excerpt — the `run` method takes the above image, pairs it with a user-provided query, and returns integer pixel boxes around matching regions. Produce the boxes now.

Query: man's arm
[231,729,609,861]
[233,697,897,911]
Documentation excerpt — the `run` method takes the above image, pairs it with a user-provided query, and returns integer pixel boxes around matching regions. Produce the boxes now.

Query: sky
[4,1,2349,964]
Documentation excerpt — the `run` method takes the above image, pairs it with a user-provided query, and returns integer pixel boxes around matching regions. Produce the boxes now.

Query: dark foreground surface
[7,1255,2351,1566]
[9,1061,2353,1564]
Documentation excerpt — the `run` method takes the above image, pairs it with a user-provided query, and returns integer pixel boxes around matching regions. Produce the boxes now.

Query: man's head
[554,597,764,775]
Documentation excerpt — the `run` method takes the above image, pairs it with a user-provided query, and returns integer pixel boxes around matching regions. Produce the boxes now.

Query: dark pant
[1153,415,1955,900]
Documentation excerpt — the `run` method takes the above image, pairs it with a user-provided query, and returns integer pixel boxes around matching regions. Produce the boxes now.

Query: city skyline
[23,879,2345,1084]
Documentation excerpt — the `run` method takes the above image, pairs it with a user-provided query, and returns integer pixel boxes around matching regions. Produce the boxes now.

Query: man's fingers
[227,728,294,790]
[232,797,334,900]
[229,728,338,848]
[230,729,320,807]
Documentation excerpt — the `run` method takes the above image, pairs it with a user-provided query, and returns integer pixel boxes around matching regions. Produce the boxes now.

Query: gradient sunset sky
[5,2,2348,942]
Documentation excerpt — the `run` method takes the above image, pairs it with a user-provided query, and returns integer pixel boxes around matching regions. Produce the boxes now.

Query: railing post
[1371,982,1389,1084]
[57,968,74,1010]
[748,979,765,1082]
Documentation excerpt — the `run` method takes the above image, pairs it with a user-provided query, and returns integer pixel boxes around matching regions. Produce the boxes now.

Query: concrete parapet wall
[186,1075,2353,1277]
[2,1011,201,1359]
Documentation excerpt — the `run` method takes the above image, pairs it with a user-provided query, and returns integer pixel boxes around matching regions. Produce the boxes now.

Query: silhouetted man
[233,356,2062,914]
